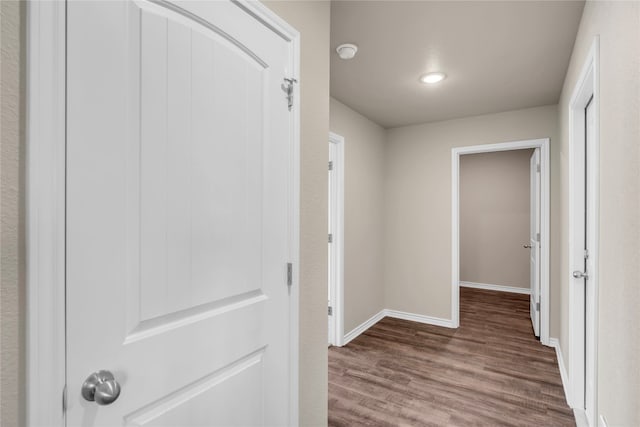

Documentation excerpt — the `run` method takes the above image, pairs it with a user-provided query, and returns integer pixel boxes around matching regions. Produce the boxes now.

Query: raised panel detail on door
[123,349,265,426]
[128,2,267,327]
[66,1,295,425]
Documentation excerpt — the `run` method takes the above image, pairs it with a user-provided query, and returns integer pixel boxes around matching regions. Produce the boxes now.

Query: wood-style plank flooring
[328,287,574,426]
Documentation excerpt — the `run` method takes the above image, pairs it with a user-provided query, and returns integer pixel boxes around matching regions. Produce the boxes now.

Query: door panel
[584,98,595,425]
[123,350,265,426]
[136,8,265,322]
[66,1,294,425]
[529,148,541,337]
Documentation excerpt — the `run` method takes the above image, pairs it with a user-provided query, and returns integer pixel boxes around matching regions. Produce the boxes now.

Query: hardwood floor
[328,287,574,426]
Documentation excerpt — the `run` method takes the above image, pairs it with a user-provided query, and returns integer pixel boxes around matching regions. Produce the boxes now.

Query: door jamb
[568,37,599,422]
[451,138,550,345]
[26,1,301,425]
[328,132,345,346]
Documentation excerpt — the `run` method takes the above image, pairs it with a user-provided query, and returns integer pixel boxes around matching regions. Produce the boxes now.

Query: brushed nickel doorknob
[572,270,589,280]
[81,370,121,405]
[523,244,533,248]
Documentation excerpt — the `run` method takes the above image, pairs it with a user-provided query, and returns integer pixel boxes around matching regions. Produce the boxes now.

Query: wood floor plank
[328,287,574,426]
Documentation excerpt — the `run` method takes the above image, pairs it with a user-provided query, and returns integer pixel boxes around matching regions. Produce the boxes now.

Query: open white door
[65,1,297,425]
[529,148,541,337]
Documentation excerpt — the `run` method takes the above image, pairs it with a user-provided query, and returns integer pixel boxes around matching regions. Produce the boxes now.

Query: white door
[66,1,296,425]
[529,148,541,337]
[584,97,596,426]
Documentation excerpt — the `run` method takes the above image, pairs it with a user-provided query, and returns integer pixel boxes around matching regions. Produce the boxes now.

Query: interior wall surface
[384,105,559,334]
[0,1,26,425]
[330,97,386,333]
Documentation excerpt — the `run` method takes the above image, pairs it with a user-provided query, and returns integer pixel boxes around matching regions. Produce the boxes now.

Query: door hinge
[328,161,333,171]
[584,249,589,260]
[536,164,541,173]
[328,233,333,243]
[283,77,297,111]
[536,232,540,242]
[328,306,333,316]
[62,384,67,413]
[287,263,293,287]
[536,302,540,311]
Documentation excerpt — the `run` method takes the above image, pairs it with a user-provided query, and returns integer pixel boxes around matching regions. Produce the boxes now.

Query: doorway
[452,138,550,343]
[458,148,541,336]
[328,132,345,346]
[568,38,599,425]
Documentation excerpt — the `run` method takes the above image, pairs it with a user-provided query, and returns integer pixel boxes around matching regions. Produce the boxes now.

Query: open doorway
[328,132,345,346]
[452,139,550,343]
[458,148,540,334]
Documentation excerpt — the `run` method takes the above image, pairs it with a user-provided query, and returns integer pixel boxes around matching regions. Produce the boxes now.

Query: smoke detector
[336,43,358,60]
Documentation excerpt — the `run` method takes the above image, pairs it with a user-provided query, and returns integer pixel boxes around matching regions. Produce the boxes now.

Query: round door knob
[523,244,533,248]
[573,270,589,279]
[81,370,121,405]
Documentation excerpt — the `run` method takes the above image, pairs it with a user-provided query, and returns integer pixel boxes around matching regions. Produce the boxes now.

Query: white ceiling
[330,1,585,128]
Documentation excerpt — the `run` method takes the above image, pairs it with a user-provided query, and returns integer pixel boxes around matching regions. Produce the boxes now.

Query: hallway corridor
[328,287,574,426]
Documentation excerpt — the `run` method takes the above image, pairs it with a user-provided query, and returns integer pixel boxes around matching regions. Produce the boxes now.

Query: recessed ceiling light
[336,43,358,60]
[420,72,447,84]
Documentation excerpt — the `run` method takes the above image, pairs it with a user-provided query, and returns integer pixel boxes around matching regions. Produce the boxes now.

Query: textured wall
[0,1,25,425]
[330,98,386,333]
[557,2,640,424]
[460,149,534,289]
[263,2,331,425]
[384,105,560,333]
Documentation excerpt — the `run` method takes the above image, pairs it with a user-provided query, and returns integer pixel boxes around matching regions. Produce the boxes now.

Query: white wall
[330,98,386,333]
[384,105,560,332]
[0,1,25,425]
[557,2,640,424]
[460,149,533,289]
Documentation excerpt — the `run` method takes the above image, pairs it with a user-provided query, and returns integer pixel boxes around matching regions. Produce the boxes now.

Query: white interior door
[584,97,596,426]
[66,1,296,425]
[529,148,541,337]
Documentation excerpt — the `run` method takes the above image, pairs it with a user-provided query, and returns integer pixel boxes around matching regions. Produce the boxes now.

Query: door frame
[25,1,301,425]
[451,138,550,345]
[328,132,345,346]
[568,37,599,423]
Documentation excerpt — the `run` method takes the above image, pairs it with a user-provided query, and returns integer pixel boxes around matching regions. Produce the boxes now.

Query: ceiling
[330,1,585,128]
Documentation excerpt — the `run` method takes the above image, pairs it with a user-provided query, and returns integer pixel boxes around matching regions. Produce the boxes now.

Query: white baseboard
[574,409,588,427]
[343,310,385,345]
[384,309,455,329]
[599,415,608,427]
[460,281,531,295]
[342,309,455,345]
[549,338,571,406]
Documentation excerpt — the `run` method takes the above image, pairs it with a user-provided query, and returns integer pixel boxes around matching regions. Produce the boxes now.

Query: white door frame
[452,138,550,345]
[328,132,345,346]
[568,37,599,423]
[25,1,300,425]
